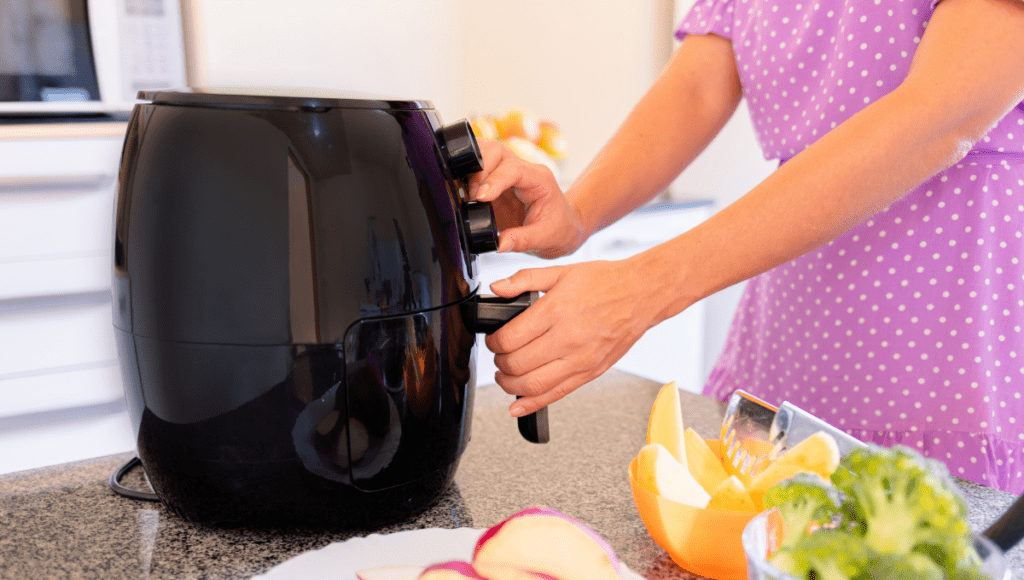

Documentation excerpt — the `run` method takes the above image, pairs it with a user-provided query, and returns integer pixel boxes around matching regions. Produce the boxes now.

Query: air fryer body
[113,92,483,527]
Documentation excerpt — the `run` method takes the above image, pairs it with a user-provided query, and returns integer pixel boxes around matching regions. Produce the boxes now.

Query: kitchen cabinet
[0,122,135,475]
[474,202,712,393]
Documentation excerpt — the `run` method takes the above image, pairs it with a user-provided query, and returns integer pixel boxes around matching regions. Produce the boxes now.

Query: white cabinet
[0,123,135,475]
[473,203,711,394]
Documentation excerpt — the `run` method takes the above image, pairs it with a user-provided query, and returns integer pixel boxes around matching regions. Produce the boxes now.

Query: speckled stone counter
[0,370,1020,579]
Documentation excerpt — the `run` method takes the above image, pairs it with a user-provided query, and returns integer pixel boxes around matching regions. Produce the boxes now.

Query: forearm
[634,0,1024,327]
[566,33,743,239]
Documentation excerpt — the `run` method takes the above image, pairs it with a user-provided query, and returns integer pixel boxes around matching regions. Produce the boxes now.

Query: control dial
[438,119,483,179]
[463,201,499,254]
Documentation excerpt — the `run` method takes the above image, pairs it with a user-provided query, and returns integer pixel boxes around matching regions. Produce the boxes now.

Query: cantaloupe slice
[706,475,758,512]
[646,382,687,467]
[683,428,730,495]
[747,431,840,509]
[635,443,711,509]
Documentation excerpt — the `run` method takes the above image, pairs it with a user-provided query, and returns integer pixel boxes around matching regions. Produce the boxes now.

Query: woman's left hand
[484,258,660,417]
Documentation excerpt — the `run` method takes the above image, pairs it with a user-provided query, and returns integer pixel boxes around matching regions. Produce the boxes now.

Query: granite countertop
[0,369,1020,579]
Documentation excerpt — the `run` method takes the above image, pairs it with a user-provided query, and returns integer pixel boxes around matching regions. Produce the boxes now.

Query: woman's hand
[484,258,663,417]
[468,139,585,259]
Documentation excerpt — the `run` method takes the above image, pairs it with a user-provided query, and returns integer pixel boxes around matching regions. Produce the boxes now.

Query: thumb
[495,222,554,255]
[489,265,564,298]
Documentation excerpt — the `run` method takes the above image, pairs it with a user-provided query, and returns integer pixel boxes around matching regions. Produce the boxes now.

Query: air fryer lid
[137,88,433,111]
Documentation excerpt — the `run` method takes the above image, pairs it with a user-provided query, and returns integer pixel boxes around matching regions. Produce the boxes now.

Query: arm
[635,0,1024,329]
[491,0,1024,417]
[565,31,744,239]
[468,32,743,257]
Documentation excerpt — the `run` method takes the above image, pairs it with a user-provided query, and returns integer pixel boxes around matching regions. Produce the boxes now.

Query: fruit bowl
[628,444,758,580]
[740,509,1010,580]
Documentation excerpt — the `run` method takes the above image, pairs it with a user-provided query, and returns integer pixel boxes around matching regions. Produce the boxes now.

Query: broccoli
[830,444,979,578]
[864,552,945,580]
[763,472,843,551]
[770,530,871,580]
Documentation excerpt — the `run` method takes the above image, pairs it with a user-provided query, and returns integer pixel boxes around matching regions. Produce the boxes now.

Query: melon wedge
[747,431,840,509]
[706,475,758,512]
[683,428,729,495]
[646,382,687,467]
[635,443,711,509]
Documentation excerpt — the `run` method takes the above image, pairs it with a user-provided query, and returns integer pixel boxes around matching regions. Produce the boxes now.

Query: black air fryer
[110,90,547,527]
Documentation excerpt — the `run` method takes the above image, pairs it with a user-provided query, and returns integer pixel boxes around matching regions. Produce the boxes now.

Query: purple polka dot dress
[678,0,1024,493]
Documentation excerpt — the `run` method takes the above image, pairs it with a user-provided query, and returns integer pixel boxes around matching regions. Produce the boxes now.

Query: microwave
[0,0,187,116]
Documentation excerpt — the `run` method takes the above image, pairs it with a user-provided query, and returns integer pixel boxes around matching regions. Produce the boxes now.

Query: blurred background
[0,0,776,474]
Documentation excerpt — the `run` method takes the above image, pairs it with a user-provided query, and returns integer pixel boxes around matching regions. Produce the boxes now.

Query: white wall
[181,0,465,116]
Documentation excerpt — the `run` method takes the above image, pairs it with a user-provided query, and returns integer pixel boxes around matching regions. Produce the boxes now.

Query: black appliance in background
[109,90,547,528]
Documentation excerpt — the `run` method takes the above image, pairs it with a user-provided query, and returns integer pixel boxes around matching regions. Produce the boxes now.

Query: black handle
[516,399,550,444]
[464,291,550,444]
[471,291,537,334]
[983,492,1024,553]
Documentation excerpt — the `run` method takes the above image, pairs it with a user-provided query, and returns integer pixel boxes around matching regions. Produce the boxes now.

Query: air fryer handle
[468,291,550,444]
[472,291,537,334]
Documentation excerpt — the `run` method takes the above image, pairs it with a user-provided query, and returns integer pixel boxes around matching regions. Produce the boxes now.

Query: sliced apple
[683,428,729,495]
[471,564,559,580]
[418,562,487,579]
[646,382,688,468]
[635,443,711,509]
[357,566,424,580]
[706,475,758,512]
[472,507,620,580]
[747,431,840,509]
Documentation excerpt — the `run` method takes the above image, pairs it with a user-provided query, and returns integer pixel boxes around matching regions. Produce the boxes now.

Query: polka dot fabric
[678,0,1024,494]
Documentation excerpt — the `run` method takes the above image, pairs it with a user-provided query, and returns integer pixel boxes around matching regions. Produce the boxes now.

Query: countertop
[0,370,1020,579]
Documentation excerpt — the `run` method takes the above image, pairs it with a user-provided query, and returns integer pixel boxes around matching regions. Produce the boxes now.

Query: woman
[469,0,1024,493]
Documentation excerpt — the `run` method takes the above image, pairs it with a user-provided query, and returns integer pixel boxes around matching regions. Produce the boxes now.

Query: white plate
[253,527,645,580]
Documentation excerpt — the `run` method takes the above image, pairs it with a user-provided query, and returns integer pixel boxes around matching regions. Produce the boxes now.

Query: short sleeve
[674,0,737,42]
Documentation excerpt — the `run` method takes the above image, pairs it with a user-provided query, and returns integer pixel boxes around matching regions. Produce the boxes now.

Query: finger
[494,331,571,378]
[488,265,563,298]
[467,140,506,199]
[473,154,556,204]
[506,371,597,417]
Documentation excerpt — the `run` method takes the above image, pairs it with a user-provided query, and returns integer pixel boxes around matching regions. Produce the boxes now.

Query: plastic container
[741,509,1011,580]
[628,445,758,580]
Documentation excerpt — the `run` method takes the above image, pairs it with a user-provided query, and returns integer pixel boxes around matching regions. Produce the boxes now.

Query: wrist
[626,237,704,327]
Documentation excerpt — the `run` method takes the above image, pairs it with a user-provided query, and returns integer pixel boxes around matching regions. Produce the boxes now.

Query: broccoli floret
[830,444,977,577]
[865,552,945,580]
[770,530,871,580]
[763,472,843,551]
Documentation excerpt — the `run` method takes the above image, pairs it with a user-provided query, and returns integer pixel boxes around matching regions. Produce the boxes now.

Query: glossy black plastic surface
[112,91,537,527]
[114,96,474,345]
[116,301,476,527]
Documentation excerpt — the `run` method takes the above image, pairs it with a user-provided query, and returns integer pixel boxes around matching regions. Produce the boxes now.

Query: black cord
[109,456,161,502]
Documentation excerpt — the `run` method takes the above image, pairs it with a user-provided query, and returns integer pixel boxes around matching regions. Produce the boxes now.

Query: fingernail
[497,236,513,253]
[510,406,526,417]
[476,184,490,200]
[492,278,510,292]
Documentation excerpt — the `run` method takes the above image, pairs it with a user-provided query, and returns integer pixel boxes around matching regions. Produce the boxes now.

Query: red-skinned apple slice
[418,561,489,579]
[473,507,621,580]
[472,564,559,580]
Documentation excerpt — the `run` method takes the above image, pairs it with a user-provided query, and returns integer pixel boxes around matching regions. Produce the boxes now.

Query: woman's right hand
[467,139,586,259]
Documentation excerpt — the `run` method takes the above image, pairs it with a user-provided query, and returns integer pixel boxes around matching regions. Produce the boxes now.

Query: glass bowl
[741,509,1011,580]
